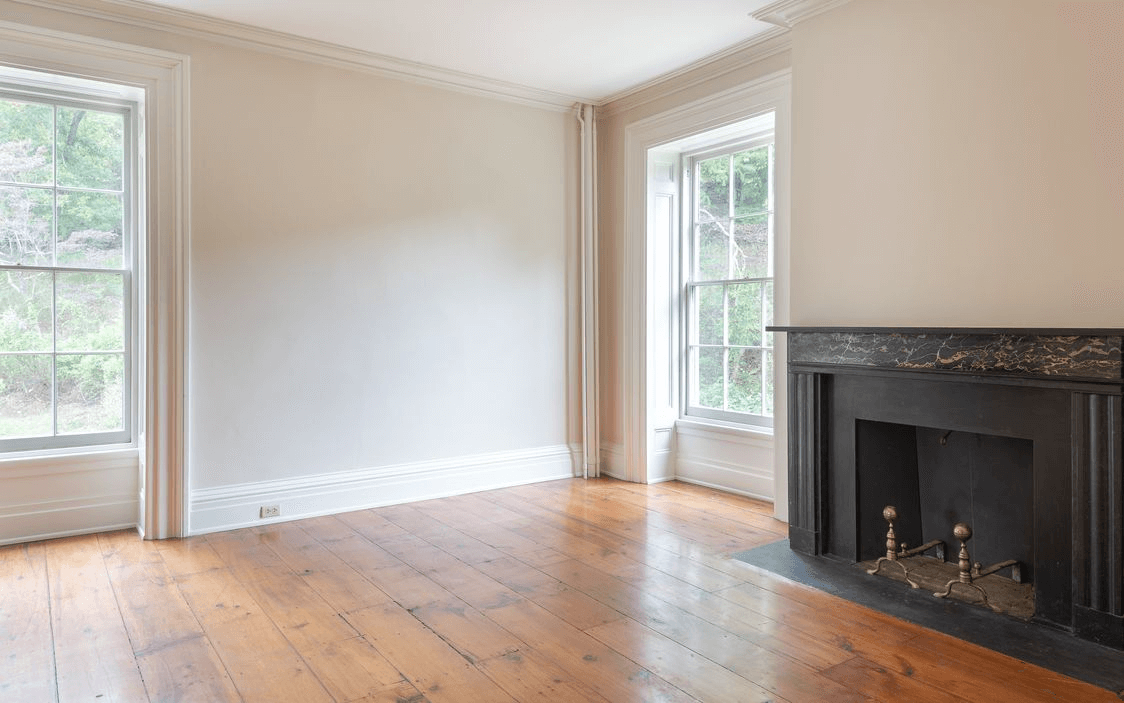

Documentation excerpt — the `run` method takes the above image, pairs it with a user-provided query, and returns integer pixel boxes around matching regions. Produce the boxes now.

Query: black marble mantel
[773,327,1124,649]
[773,327,1124,380]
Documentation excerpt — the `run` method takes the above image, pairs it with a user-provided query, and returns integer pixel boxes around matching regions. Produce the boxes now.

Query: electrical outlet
[260,505,280,519]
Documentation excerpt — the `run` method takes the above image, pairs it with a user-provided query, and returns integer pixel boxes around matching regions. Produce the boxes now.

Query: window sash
[684,138,774,427]
[0,87,136,453]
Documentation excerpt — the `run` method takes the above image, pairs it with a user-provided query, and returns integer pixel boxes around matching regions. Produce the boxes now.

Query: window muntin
[685,138,774,426]
[0,88,134,452]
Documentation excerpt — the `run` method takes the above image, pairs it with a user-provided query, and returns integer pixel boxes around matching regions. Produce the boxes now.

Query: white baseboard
[599,441,626,480]
[674,457,774,502]
[188,444,577,535]
[0,497,138,546]
[0,448,139,545]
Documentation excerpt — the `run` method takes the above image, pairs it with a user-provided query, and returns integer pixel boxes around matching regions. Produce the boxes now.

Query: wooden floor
[1,478,1118,702]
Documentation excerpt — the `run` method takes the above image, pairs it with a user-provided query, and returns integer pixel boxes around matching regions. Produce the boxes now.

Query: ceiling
[127,0,783,103]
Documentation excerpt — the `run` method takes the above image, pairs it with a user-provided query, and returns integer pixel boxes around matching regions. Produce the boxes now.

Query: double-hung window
[0,83,135,452]
[684,134,774,427]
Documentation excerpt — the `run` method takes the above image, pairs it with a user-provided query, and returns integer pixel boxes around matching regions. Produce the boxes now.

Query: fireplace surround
[776,327,1124,648]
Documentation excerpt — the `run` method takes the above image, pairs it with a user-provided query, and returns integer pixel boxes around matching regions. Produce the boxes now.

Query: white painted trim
[0,499,137,546]
[0,449,139,545]
[675,420,775,500]
[10,0,587,111]
[752,0,854,28]
[188,445,575,535]
[675,419,775,447]
[0,447,139,478]
[674,472,774,503]
[599,442,627,481]
[598,29,790,117]
[0,20,191,539]
[621,70,791,499]
[578,104,601,479]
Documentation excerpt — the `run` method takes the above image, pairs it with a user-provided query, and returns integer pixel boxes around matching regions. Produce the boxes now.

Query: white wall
[0,1,580,537]
[790,0,1124,326]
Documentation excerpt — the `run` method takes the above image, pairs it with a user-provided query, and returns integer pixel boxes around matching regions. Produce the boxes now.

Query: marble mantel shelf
[768,327,1124,382]
[769,326,1124,335]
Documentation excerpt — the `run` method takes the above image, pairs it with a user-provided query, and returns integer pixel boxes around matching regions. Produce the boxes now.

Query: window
[684,130,774,427]
[0,81,136,452]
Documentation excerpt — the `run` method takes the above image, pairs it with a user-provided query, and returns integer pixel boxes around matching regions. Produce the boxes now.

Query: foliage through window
[0,87,133,451]
[686,137,774,426]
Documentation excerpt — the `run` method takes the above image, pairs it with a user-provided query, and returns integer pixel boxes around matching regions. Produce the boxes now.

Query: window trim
[0,78,140,453]
[681,130,776,428]
[0,19,190,538]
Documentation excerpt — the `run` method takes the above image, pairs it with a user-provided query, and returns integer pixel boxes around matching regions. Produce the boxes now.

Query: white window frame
[621,70,789,505]
[0,79,140,453]
[0,20,189,539]
[682,130,775,428]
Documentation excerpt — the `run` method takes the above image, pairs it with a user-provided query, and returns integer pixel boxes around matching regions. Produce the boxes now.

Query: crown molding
[9,0,589,111]
[598,27,790,117]
[752,0,853,28]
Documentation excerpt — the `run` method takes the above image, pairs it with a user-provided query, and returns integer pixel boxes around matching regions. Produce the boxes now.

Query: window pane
[0,185,53,266]
[733,147,770,217]
[728,348,763,415]
[732,214,769,279]
[728,282,763,347]
[696,154,729,221]
[56,272,124,352]
[697,285,723,346]
[0,270,52,352]
[0,354,52,438]
[697,346,723,410]
[56,108,123,191]
[0,99,53,185]
[56,353,123,434]
[57,190,124,268]
[696,222,729,281]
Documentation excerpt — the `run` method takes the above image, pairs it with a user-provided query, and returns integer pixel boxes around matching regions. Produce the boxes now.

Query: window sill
[676,417,774,444]
[0,444,139,476]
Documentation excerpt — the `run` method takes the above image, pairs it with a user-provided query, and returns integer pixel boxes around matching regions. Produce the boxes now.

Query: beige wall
[594,0,1122,505]
[790,0,1124,326]
[1,3,579,496]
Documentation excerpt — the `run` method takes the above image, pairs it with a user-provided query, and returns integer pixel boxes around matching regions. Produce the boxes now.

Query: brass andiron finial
[933,522,1022,611]
[866,506,945,588]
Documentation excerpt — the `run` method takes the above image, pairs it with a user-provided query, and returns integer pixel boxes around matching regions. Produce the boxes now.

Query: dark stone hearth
[732,540,1124,693]
[774,327,1124,650]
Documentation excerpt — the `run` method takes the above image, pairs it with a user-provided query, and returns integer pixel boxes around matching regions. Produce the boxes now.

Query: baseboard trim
[675,458,774,502]
[599,441,625,480]
[0,448,139,545]
[0,494,138,546]
[188,444,576,535]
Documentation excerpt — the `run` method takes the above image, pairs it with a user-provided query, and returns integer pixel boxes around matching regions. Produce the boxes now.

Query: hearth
[775,328,1124,648]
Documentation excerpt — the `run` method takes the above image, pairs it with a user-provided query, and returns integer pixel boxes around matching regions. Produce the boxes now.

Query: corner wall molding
[188,444,576,535]
[10,0,588,111]
[597,27,790,116]
[751,0,854,28]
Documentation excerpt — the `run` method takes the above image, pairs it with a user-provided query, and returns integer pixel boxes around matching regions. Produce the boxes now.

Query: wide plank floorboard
[1,477,1118,702]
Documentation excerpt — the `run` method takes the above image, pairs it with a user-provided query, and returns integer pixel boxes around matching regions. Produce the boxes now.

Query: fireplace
[777,328,1124,648]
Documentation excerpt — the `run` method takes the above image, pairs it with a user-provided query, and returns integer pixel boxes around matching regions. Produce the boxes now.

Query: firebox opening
[855,420,1035,586]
